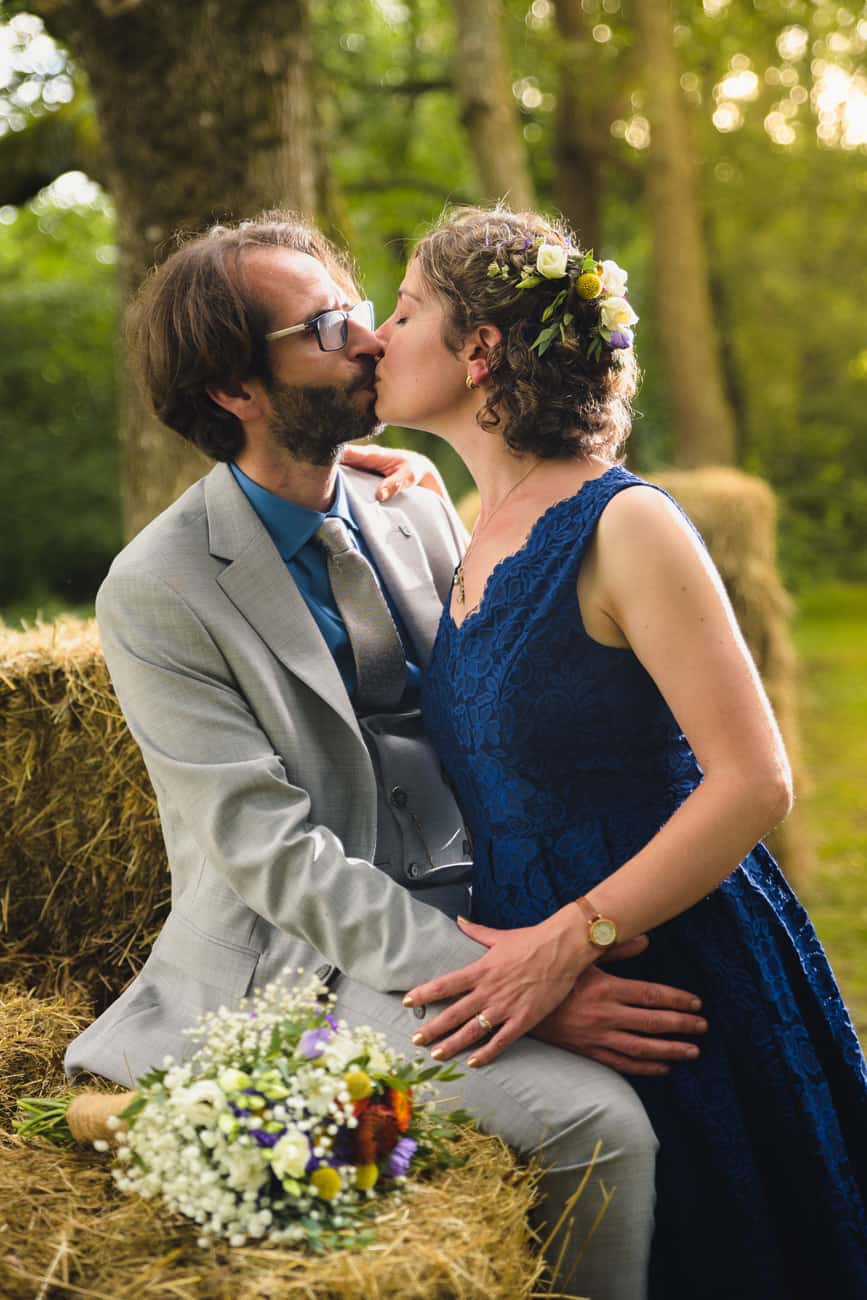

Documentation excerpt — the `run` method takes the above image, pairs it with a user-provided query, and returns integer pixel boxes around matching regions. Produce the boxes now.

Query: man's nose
[348,321,384,358]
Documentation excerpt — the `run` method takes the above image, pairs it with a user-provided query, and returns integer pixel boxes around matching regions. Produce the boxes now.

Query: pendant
[453,564,465,604]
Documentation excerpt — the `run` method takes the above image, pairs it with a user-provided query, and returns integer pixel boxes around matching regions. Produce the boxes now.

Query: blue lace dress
[422,466,867,1300]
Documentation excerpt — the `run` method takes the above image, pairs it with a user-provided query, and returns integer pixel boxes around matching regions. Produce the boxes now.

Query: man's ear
[463,323,502,387]
[207,382,265,422]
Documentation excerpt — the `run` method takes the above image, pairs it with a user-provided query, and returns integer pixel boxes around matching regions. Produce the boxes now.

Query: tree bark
[632,0,737,467]
[453,0,536,210]
[553,0,607,251]
[30,0,317,537]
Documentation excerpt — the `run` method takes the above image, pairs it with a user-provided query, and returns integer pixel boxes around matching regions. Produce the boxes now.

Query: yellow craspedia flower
[344,1069,373,1100]
[355,1162,380,1190]
[310,1166,342,1200]
[576,272,603,300]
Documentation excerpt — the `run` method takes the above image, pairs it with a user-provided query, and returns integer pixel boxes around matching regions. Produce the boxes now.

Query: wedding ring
[476,1011,493,1033]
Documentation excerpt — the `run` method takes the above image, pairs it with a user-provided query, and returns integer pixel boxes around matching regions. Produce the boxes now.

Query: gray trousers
[335,977,656,1300]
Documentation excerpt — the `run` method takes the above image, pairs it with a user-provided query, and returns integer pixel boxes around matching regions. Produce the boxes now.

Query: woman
[373,206,867,1299]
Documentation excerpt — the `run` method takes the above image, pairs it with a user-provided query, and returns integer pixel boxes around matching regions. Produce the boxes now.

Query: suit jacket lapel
[342,471,444,669]
[204,464,362,738]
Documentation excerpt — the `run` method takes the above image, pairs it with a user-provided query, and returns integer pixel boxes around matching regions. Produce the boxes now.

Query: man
[67,214,706,1299]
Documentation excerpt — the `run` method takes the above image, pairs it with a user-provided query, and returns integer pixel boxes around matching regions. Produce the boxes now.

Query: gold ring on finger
[476,1011,493,1033]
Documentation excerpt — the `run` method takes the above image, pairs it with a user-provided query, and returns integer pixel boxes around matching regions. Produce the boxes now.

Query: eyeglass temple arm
[264,322,307,342]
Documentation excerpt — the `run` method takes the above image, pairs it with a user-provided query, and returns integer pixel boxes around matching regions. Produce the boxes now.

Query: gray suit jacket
[66,463,484,1086]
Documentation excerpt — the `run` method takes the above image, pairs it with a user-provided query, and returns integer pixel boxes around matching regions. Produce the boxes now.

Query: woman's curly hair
[413,205,639,460]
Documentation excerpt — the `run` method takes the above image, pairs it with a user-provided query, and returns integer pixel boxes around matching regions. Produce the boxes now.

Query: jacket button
[390,786,408,808]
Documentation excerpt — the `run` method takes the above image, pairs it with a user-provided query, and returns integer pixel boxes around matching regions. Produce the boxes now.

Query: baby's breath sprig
[486,236,637,360]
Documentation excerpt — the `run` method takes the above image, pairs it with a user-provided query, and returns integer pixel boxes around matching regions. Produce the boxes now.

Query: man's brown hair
[128,213,359,461]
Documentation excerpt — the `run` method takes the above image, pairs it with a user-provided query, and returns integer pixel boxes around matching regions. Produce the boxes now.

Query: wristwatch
[574,894,618,949]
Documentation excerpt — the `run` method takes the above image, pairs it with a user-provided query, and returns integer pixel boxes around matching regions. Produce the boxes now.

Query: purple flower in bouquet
[299,1024,333,1059]
[386,1136,418,1177]
[250,1128,282,1148]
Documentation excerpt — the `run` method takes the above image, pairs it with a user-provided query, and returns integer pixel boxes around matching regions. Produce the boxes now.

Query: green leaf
[121,1095,148,1122]
[541,289,568,322]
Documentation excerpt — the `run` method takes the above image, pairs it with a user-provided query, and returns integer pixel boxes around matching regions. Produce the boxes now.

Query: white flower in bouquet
[270,1127,312,1182]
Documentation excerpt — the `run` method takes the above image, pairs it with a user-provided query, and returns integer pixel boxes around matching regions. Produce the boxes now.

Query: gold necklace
[453,460,542,605]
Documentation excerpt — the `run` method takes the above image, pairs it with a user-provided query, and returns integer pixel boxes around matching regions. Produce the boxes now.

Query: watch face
[590,918,617,947]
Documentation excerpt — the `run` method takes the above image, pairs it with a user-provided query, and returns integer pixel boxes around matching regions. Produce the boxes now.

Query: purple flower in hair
[607,328,634,350]
[386,1135,418,1177]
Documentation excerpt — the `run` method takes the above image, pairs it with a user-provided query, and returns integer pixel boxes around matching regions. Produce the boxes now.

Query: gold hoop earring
[465,374,476,390]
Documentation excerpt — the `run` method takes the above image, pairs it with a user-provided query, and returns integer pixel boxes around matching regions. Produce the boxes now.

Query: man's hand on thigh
[531,939,708,1077]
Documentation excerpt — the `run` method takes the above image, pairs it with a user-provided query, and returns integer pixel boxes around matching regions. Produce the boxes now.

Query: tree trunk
[32,0,317,538]
[632,0,737,467]
[553,0,605,251]
[453,0,536,210]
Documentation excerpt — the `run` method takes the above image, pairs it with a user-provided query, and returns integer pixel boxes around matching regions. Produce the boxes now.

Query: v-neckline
[447,465,621,633]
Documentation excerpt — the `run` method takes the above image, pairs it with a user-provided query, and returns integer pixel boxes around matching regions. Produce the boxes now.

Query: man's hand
[407,926,707,1074]
[531,939,707,1077]
[340,443,447,500]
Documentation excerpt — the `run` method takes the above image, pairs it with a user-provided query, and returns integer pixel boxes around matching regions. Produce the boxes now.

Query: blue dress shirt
[230,463,422,707]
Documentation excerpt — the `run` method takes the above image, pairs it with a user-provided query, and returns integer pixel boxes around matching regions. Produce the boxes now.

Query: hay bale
[0,983,543,1300]
[457,467,809,881]
[0,618,168,1002]
[650,468,807,880]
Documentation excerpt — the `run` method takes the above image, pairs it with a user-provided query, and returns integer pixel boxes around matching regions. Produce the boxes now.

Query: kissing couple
[67,206,867,1299]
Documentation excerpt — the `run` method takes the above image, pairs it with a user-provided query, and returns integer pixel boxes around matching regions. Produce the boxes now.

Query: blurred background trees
[1,0,866,607]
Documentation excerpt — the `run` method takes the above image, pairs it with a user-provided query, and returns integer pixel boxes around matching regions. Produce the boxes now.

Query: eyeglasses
[265,300,375,351]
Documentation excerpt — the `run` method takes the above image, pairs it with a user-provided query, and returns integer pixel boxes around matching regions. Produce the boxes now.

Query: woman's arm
[405,486,793,1065]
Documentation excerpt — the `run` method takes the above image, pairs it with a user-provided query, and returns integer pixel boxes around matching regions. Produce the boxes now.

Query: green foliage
[0,197,121,605]
[2,1,867,594]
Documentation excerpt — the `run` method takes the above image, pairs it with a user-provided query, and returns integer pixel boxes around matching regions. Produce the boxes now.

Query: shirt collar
[230,463,359,562]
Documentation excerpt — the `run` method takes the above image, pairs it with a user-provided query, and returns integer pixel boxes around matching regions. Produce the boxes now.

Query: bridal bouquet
[17,972,467,1251]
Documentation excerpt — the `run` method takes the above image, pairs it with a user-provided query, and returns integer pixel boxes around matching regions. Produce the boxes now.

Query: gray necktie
[316,516,408,713]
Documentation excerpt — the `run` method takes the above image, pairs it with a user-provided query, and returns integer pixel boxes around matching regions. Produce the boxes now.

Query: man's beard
[267,367,380,466]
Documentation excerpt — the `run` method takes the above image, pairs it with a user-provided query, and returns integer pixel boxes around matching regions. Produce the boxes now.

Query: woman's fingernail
[690,998,702,1011]
[402,994,414,1007]
[467,1056,481,1069]
[431,1048,445,1060]
[696,1018,708,1032]
[411,1032,425,1045]
[456,915,468,925]
[686,1045,700,1059]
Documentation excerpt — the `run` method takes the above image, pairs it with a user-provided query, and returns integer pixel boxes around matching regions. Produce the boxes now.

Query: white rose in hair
[535,242,569,279]
[599,296,639,331]
[600,259,629,297]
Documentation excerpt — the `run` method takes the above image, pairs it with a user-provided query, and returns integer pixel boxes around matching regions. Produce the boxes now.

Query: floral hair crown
[485,235,638,362]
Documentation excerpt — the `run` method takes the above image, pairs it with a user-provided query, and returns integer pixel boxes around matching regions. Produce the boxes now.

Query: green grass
[0,596,95,630]
[793,582,867,1042]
